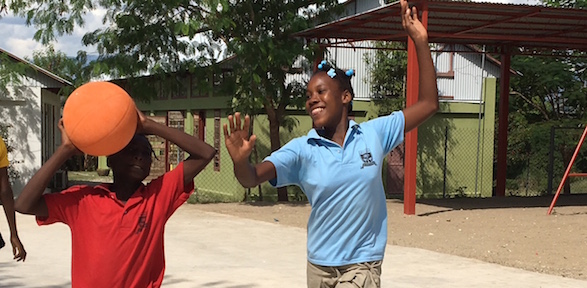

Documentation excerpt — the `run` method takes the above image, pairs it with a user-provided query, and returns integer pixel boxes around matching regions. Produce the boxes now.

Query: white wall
[1,86,43,193]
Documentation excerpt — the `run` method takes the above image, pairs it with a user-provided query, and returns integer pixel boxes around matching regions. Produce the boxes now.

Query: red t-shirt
[38,163,194,288]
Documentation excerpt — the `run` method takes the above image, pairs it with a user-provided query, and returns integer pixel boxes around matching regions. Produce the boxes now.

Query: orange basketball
[63,81,138,156]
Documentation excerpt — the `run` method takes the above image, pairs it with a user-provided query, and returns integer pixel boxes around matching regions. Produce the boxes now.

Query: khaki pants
[307,261,382,288]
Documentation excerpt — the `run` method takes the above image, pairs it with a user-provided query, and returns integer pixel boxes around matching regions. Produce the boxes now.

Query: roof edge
[0,48,73,87]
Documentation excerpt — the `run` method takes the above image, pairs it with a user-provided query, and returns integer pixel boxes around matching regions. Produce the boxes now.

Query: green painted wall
[416,78,496,198]
[193,110,244,202]
[99,78,497,201]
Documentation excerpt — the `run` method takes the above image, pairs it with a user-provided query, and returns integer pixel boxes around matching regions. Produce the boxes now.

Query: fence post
[547,126,555,194]
[443,126,448,198]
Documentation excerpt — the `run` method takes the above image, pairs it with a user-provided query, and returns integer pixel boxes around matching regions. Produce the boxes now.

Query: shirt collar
[95,183,146,197]
[307,119,360,140]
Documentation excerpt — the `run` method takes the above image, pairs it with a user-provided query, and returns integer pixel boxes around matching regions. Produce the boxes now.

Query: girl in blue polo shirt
[224,0,438,287]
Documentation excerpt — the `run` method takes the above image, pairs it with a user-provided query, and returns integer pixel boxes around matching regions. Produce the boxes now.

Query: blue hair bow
[327,68,336,78]
[318,60,327,70]
[345,69,355,77]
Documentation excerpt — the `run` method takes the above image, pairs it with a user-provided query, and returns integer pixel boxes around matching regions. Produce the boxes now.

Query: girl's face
[305,72,351,129]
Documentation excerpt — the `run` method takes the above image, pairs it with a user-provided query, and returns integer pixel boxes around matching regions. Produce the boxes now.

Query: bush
[96,168,111,177]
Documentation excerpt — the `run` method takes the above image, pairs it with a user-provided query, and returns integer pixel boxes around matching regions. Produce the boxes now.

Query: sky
[0,8,106,60]
[0,0,542,61]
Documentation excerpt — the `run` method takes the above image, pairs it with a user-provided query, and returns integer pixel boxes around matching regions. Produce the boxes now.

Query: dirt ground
[194,194,587,281]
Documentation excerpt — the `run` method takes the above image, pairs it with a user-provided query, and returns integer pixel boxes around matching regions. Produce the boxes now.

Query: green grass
[68,171,113,183]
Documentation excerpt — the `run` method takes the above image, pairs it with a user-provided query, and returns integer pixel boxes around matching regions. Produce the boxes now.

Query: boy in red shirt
[15,110,216,287]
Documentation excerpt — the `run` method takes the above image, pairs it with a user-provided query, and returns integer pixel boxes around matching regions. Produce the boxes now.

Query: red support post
[404,2,429,215]
[547,125,587,215]
[495,49,511,197]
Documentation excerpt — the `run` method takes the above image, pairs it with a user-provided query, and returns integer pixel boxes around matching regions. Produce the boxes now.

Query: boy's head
[107,134,153,182]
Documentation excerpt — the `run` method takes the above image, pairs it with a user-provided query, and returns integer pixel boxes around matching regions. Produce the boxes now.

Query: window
[193,110,206,141]
[168,111,185,170]
[170,75,190,99]
[191,73,209,98]
[42,103,56,163]
[436,44,455,79]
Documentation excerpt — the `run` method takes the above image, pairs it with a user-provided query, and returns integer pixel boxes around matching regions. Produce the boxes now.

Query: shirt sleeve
[263,138,302,188]
[37,186,87,226]
[0,138,9,169]
[147,162,195,216]
[364,111,405,155]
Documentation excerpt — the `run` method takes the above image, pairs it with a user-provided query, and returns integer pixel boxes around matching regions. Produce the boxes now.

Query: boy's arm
[15,121,78,217]
[137,111,215,186]
[0,167,27,261]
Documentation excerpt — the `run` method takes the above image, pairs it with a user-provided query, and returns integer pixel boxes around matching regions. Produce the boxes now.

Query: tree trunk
[267,106,288,201]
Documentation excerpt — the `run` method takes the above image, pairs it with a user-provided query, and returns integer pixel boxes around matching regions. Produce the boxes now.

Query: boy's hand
[135,109,151,134]
[223,113,256,164]
[401,0,428,45]
[10,235,26,262]
[58,119,81,155]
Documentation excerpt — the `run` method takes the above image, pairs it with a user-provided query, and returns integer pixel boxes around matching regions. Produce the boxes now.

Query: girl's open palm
[223,113,257,164]
[401,0,428,44]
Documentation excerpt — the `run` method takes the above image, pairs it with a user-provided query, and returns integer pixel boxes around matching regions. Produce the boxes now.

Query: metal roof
[295,0,587,52]
[0,47,73,87]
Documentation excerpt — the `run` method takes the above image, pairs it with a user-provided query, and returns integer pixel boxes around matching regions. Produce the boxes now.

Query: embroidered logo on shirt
[360,149,376,169]
[136,214,147,234]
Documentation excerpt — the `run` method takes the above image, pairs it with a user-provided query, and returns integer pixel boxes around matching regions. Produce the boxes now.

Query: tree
[543,0,587,8]
[497,0,587,195]
[364,42,407,116]
[508,54,587,194]
[207,1,341,201]
[29,45,95,95]
[4,0,342,201]
[0,52,29,98]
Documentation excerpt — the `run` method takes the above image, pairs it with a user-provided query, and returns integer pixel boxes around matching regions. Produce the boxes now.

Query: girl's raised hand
[223,112,256,164]
[400,0,428,45]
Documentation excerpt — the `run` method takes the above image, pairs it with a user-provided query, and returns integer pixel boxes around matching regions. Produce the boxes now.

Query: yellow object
[0,137,9,168]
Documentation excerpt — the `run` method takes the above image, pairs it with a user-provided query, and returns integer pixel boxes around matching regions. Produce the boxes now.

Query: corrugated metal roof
[295,0,587,52]
[0,47,73,86]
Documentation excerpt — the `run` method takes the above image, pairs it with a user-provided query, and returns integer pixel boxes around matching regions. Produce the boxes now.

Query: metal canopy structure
[295,0,587,51]
[294,0,587,214]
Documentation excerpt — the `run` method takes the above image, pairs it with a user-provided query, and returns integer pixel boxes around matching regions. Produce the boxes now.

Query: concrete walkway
[1,204,586,288]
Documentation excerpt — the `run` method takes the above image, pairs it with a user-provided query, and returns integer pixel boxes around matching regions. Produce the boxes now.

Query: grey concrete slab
[1,204,586,287]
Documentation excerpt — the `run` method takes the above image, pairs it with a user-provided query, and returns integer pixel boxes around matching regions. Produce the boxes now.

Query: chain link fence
[496,126,587,197]
[67,123,587,203]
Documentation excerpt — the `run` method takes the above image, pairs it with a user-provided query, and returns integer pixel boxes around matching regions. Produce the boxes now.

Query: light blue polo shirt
[265,111,405,266]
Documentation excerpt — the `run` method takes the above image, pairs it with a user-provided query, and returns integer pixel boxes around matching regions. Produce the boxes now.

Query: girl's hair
[313,60,355,113]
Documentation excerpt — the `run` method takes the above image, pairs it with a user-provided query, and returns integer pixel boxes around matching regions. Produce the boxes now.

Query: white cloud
[0,9,105,59]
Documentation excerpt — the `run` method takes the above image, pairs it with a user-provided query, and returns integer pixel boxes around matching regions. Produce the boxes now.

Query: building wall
[0,86,61,193]
[416,78,496,198]
[328,41,376,100]
[434,47,500,102]
[114,92,244,201]
[117,60,498,201]
[344,0,386,15]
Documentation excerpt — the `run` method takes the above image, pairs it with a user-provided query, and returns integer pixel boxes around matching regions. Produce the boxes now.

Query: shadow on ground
[68,179,587,213]
[417,194,587,210]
